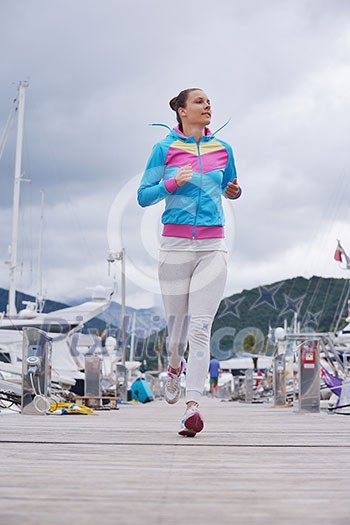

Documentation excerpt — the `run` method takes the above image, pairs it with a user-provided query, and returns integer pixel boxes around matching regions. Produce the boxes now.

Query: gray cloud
[1,0,350,308]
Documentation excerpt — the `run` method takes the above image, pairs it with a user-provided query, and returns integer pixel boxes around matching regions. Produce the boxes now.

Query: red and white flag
[334,244,343,262]
[334,240,350,269]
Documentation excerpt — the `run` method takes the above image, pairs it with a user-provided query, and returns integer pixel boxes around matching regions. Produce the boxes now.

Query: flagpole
[333,240,350,331]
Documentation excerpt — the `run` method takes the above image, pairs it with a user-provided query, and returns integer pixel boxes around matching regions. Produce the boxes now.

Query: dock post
[21,327,52,415]
[85,355,103,408]
[244,369,254,402]
[297,339,320,413]
[116,363,127,401]
[273,354,286,406]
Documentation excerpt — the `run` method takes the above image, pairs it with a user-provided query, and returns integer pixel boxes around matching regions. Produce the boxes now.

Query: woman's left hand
[225,178,241,199]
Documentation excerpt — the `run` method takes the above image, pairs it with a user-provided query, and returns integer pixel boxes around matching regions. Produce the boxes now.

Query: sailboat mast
[120,247,126,365]
[8,80,28,316]
[129,311,136,362]
[36,188,45,312]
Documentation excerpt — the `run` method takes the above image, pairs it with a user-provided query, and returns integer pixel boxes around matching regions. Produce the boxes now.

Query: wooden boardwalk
[1,398,350,525]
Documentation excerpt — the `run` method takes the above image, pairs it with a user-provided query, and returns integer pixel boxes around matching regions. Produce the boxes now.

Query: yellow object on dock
[48,401,95,415]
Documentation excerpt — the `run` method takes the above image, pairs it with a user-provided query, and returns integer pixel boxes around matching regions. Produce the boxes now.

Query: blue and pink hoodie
[137,125,240,240]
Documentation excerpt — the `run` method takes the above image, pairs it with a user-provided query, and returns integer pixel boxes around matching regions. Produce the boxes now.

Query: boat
[0,82,115,405]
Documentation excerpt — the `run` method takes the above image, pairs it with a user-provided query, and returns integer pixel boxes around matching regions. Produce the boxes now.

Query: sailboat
[0,81,113,396]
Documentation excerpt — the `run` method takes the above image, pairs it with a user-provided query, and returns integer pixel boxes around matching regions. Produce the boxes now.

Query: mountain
[97,301,166,336]
[137,275,350,364]
[212,275,350,337]
[0,288,166,336]
[1,275,349,342]
[0,288,69,315]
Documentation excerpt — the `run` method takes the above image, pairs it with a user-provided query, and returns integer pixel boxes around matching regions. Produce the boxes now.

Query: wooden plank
[74,396,119,409]
[0,398,349,524]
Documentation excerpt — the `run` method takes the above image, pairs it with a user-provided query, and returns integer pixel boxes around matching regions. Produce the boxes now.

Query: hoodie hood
[149,119,231,141]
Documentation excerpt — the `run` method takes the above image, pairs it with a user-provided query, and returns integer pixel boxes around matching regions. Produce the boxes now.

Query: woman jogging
[137,88,241,436]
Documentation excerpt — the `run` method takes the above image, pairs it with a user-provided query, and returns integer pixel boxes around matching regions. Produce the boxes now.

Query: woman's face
[179,90,212,127]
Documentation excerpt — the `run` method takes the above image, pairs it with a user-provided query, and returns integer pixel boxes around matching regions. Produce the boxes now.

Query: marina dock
[1,398,350,525]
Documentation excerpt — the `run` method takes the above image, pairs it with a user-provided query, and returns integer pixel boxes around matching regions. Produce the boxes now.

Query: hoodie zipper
[192,141,203,239]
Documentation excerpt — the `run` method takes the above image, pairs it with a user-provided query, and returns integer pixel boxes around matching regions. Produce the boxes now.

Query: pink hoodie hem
[162,224,224,239]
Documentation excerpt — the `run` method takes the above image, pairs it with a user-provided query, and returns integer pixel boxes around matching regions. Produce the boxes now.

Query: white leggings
[158,250,228,403]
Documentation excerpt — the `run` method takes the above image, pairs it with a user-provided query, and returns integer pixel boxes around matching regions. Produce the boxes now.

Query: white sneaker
[164,360,185,405]
[178,403,204,437]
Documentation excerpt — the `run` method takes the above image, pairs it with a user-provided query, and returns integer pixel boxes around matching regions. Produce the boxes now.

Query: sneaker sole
[178,428,197,437]
[184,412,204,434]
[164,395,180,405]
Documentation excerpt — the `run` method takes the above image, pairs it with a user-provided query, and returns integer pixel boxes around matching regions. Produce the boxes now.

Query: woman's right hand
[175,164,193,187]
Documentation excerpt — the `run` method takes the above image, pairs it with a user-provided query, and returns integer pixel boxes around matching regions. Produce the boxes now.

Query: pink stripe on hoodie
[162,224,224,239]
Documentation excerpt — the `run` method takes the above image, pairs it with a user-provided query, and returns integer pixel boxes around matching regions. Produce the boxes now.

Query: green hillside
[138,275,350,367]
[213,275,350,336]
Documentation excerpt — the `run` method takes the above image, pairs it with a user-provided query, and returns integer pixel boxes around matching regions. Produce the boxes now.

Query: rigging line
[29,177,33,292]
[316,278,334,329]
[281,276,310,325]
[299,238,349,331]
[307,276,323,316]
[9,113,34,301]
[60,196,98,273]
[336,279,350,329]
[288,272,316,312]
[20,106,46,299]
[301,277,321,321]
[300,276,322,326]
[304,276,327,326]
[330,285,346,332]
[18,186,31,295]
[330,279,348,332]
[21,116,34,295]
[327,165,349,219]
[301,167,350,277]
[0,313,24,335]
[30,111,99,279]
[0,96,18,162]
[323,167,350,227]
[333,280,350,333]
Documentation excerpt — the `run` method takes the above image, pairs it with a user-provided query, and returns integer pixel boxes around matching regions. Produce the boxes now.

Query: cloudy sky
[1,0,350,310]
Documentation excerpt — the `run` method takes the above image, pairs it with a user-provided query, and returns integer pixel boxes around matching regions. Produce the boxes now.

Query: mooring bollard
[296,340,320,413]
[273,353,286,406]
[244,368,254,402]
[85,355,103,408]
[22,327,52,415]
[116,363,127,401]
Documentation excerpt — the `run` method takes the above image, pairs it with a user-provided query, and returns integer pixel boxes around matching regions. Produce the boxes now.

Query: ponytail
[169,88,202,131]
